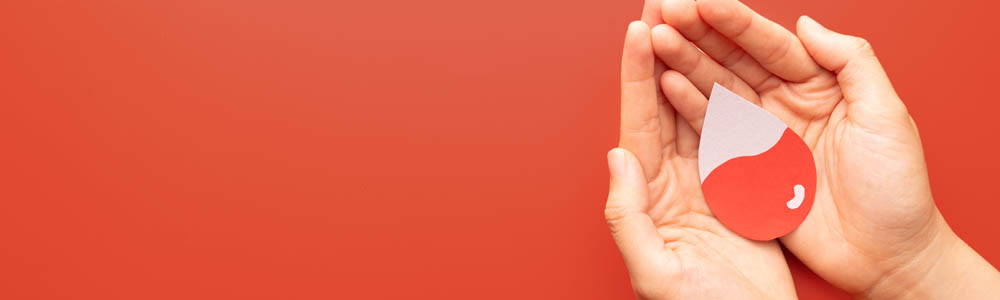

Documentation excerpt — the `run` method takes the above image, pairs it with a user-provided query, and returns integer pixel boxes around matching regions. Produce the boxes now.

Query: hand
[604,19,797,299]
[647,0,1000,298]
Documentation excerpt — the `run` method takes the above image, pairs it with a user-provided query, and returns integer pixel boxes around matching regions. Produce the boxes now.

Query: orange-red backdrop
[1,0,997,299]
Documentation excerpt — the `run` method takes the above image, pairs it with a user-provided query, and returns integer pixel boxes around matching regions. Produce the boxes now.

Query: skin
[607,16,796,300]
[607,0,1000,299]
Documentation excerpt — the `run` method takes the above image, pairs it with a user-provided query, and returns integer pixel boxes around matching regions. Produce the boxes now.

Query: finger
[660,0,777,90]
[674,114,700,158]
[650,24,760,104]
[658,102,678,157]
[640,0,664,25]
[796,16,906,115]
[620,21,663,180]
[640,0,677,156]
[697,0,823,82]
[661,70,708,135]
[605,148,663,270]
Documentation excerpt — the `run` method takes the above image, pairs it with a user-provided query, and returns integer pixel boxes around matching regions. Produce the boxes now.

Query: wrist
[859,216,1000,299]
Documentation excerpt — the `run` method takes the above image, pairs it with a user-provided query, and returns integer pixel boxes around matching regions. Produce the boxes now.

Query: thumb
[796,16,908,118]
[605,148,662,269]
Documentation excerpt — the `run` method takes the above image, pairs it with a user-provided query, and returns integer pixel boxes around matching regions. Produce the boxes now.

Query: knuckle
[622,117,661,134]
[604,203,628,225]
[761,35,792,66]
[677,52,702,75]
[853,37,875,55]
[720,47,747,68]
[603,203,635,235]
[731,12,754,39]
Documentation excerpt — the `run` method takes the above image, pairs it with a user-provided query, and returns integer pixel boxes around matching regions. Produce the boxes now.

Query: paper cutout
[699,84,816,241]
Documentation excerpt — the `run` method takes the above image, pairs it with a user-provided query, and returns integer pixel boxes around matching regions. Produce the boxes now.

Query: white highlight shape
[786,184,805,209]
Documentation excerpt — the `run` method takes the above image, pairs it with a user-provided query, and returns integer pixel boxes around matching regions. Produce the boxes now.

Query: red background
[1,0,997,299]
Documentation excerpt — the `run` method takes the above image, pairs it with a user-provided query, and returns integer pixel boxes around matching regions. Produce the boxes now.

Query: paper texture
[698,83,817,241]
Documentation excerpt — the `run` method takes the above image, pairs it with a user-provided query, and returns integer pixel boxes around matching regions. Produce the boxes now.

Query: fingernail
[800,15,825,30]
[608,148,628,177]
[627,20,644,32]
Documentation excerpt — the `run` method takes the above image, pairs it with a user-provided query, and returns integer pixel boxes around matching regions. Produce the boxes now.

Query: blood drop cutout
[699,84,816,241]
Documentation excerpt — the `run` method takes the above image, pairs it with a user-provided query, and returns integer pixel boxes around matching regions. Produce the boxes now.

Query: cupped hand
[646,0,1000,298]
[605,19,797,300]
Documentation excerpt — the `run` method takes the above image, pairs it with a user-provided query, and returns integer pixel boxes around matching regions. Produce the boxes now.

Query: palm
[641,154,795,299]
[757,76,935,293]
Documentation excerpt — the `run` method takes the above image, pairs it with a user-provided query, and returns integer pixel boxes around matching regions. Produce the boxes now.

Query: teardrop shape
[698,84,816,241]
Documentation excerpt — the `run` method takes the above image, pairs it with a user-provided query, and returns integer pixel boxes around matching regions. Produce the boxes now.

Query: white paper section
[698,83,788,182]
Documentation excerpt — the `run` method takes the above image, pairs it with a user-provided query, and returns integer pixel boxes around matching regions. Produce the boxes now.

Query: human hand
[604,20,797,299]
[647,0,1000,298]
